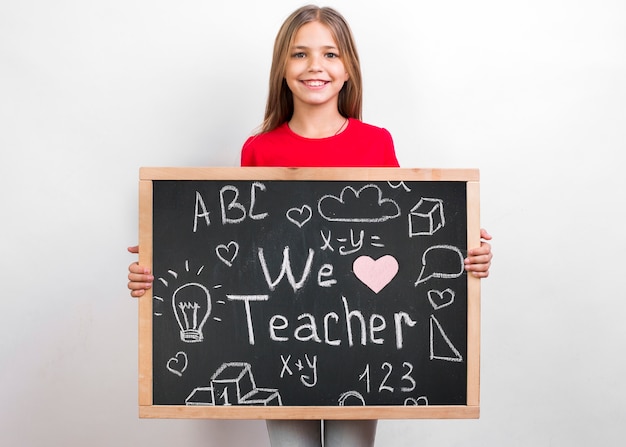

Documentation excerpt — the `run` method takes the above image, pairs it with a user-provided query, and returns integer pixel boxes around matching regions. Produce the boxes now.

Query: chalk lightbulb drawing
[172,282,212,343]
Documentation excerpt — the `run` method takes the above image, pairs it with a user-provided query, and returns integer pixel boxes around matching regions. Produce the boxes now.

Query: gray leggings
[266,419,377,447]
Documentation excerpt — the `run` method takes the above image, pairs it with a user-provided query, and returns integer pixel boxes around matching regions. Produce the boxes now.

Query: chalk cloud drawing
[216,241,239,267]
[286,205,312,228]
[166,351,188,377]
[430,315,463,362]
[415,245,464,286]
[318,184,400,222]
[353,255,399,294]
[338,390,366,406]
[172,282,212,343]
[409,197,445,237]
[428,288,455,310]
[185,362,282,406]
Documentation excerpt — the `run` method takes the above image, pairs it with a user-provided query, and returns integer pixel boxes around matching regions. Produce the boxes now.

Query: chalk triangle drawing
[353,255,399,294]
[429,315,463,362]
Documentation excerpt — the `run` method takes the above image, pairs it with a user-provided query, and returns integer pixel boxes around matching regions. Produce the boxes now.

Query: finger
[127,268,153,285]
[128,274,154,285]
[480,228,492,240]
[130,288,146,298]
[467,242,492,257]
[465,253,491,265]
[128,278,153,289]
[129,262,151,275]
[128,245,139,254]
[465,260,491,272]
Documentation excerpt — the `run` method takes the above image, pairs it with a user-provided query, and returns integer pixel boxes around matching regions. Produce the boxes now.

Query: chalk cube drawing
[185,362,282,406]
[409,198,445,236]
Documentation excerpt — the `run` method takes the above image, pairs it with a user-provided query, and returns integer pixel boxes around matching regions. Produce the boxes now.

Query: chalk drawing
[166,351,188,377]
[409,198,445,237]
[216,241,239,267]
[338,390,366,406]
[318,184,400,223]
[286,205,312,228]
[185,362,282,406]
[388,181,411,192]
[173,282,212,343]
[415,245,465,286]
[430,315,463,362]
[428,288,455,310]
[404,396,429,406]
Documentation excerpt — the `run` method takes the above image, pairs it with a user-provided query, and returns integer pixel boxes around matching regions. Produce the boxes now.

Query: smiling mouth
[302,80,329,87]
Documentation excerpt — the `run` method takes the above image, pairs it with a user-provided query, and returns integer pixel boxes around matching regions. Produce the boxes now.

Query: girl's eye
[292,52,306,59]
[326,52,339,59]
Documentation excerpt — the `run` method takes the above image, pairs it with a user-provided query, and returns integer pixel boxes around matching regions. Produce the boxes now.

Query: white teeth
[304,81,326,87]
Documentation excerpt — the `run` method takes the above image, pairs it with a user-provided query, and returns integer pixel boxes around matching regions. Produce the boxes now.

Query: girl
[128,5,492,446]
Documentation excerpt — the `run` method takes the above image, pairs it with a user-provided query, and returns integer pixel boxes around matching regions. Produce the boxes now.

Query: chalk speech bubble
[415,245,464,286]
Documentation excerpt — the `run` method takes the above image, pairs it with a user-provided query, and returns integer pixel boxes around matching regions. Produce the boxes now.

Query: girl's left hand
[464,228,493,278]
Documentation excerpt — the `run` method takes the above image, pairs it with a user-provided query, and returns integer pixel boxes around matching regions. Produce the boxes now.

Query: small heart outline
[167,351,188,377]
[286,205,312,228]
[216,241,239,267]
[428,288,455,310]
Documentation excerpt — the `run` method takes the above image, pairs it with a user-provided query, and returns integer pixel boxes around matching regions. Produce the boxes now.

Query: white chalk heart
[286,205,312,228]
[216,241,239,267]
[353,255,399,294]
[167,351,188,377]
[428,289,455,310]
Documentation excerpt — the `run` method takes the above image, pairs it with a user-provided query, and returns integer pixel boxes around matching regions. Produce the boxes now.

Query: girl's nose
[307,54,323,72]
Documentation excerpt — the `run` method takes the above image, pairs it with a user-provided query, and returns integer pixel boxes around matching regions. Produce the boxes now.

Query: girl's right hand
[127,245,154,298]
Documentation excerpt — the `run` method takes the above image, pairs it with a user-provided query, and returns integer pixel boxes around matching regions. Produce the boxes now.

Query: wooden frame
[138,167,481,419]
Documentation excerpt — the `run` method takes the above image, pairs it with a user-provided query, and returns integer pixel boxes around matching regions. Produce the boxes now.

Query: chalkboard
[138,167,481,419]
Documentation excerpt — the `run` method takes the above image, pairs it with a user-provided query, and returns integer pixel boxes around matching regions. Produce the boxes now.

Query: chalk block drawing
[286,205,312,228]
[428,288,455,310]
[409,198,445,236]
[318,184,400,223]
[353,255,399,294]
[186,362,282,406]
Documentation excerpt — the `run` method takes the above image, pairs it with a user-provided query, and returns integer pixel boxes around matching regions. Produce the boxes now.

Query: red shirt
[240,118,399,167]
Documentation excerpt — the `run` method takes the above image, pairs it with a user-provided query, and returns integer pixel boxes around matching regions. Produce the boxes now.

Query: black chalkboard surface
[138,167,481,419]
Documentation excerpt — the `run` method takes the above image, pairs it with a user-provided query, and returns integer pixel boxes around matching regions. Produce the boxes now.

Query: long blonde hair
[259,5,363,134]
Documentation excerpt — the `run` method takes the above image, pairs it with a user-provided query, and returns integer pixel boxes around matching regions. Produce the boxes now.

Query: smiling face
[284,21,350,113]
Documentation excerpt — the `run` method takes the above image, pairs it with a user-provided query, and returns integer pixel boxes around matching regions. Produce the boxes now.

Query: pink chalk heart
[353,255,399,294]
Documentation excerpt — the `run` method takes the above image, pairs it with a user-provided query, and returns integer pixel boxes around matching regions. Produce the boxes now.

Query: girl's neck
[288,106,348,139]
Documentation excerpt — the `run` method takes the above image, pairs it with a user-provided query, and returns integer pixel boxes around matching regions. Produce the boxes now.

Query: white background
[1,0,625,445]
